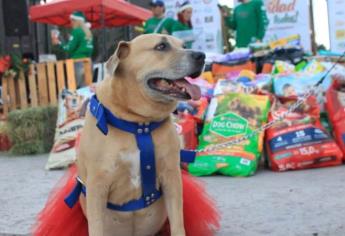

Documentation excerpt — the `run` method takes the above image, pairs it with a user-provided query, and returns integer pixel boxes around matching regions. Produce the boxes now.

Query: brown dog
[76,34,205,236]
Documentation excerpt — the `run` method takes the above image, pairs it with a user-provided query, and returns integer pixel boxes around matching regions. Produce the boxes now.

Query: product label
[210,112,248,138]
[269,127,331,152]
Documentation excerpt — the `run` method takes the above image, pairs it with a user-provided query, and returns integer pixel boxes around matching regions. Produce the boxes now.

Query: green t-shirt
[144,17,175,34]
[61,27,93,59]
[225,0,268,48]
[171,21,194,49]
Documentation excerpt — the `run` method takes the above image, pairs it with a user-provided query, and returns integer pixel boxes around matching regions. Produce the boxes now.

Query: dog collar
[65,95,196,212]
[89,95,165,136]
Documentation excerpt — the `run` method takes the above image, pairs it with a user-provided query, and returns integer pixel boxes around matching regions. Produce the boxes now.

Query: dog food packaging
[266,96,343,171]
[325,79,345,158]
[273,72,333,111]
[211,61,256,81]
[172,114,198,150]
[213,74,272,96]
[269,34,301,49]
[45,86,95,170]
[272,60,296,75]
[188,93,270,177]
[212,49,251,64]
[176,97,209,123]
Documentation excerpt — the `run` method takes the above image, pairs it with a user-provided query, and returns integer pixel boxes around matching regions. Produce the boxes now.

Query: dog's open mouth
[148,77,201,100]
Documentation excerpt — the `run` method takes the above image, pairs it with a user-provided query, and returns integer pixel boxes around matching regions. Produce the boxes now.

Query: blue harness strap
[65,95,195,211]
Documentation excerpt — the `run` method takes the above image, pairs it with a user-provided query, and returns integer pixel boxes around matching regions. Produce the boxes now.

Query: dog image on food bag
[64,92,85,122]
[33,34,219,236]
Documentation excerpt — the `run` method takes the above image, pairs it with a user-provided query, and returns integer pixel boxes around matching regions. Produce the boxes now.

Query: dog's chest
[118,150,141,188]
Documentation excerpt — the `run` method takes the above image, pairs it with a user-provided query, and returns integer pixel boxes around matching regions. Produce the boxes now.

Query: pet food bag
[188,93,270,177]
[273,72,333,110]
[211,61,256,81]
[176,97,209,123]
[326,79,345,158]
[45,86,95,170]
[172,114,198,150]
[266,96,343,171]
[213,73,272,96]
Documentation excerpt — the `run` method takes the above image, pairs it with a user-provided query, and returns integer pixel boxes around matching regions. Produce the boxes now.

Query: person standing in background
[223,0,268,48]
[51,11,93,88]
[171,1,194,49]
[143,0,175,34]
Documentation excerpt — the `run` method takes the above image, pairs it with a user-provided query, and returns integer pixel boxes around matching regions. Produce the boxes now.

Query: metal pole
[42,0,50,54]
[127,0,132,40]
[326,0,331,50]
[309,0,317,54]
[32,0,40,61]
[101,3,106,80]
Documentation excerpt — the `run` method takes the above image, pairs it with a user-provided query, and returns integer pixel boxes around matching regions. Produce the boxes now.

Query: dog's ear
[106,41,130,76]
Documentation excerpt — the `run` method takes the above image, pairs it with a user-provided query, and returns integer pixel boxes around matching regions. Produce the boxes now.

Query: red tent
[29,0,152,28]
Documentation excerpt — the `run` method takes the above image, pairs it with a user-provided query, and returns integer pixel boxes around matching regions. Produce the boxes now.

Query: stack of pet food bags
[184,53,345,176]
[187,70,272,177]
[266,59,345,171]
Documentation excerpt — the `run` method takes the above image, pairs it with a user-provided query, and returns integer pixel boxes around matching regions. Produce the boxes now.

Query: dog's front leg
[161,165,185,236]
[86,175,110,236]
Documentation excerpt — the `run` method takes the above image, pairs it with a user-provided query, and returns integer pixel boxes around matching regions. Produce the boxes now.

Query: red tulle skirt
[32,167,220,236]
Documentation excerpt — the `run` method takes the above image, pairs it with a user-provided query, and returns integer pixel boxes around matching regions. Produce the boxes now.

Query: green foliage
[1,53,31,79]
[7,106,58,155]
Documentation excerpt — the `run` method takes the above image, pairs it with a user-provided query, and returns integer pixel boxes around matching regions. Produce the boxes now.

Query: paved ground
[1,153,345,236]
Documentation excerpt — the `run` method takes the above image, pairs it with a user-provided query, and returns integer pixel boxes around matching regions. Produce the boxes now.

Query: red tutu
[32,167,220,236]
[32,165,88,236]
[183,170,220,235]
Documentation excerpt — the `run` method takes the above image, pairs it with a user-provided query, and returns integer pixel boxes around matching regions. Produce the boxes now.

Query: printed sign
[328,0,345,53]
[164,0,223,53]
[265,0,311,51]
[234,0,311,51]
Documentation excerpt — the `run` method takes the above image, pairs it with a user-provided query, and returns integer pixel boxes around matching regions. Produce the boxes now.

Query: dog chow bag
[45,86,95,170]
[188,93,270,177]
[266,96,343,172]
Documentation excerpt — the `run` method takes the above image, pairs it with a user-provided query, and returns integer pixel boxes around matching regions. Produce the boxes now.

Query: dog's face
[65,93,83,114]
[106,34,205,105]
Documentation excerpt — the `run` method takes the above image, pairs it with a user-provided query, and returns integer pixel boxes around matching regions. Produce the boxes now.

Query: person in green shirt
[52,11,94,88]
[171,1,194,49]
[224,0,268,48]
[143,0,175,34]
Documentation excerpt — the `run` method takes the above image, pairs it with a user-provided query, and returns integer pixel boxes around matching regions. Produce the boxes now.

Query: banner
[234,0,311,51]
[164,0,223,53]
[328,0,345,53]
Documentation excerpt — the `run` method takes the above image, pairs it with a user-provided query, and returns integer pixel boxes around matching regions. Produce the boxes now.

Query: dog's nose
[191,51,205,62]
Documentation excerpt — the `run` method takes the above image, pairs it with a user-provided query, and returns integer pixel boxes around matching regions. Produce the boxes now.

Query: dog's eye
[155,42,168,51]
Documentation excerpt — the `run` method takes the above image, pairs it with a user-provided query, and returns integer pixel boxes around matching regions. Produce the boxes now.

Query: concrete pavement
[1,153,345,236]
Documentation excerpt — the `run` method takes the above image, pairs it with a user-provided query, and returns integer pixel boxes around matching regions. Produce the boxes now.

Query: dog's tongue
[175,79,201,100]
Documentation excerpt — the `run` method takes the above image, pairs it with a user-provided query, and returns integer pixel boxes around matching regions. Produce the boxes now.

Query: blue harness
[65,95,196,212]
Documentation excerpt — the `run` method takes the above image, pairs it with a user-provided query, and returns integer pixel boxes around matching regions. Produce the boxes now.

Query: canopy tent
[29,0,151,70]
[29,0,152,28]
